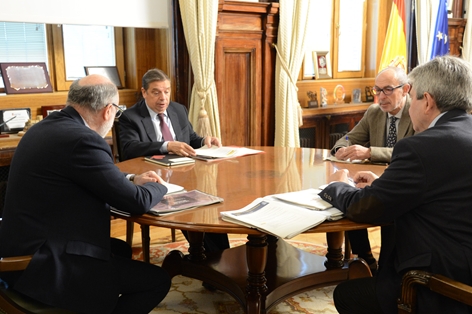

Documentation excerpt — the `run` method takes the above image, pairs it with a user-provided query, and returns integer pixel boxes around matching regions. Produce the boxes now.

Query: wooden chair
[0,255,75,313]
[111,119,176,251]
[397,270,472,313]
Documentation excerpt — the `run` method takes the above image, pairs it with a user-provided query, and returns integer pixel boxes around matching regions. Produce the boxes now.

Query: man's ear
[423,92,437,113]
[103,104,113,121]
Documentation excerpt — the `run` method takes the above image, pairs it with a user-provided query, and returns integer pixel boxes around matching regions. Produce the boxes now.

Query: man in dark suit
[331,66,415,272]
[118,69,229,260]
[119,69,220,160]
[0,74,171,313]
[320,55,472,313]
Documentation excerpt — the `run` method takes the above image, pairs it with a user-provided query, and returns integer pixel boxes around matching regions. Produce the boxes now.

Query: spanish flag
[379,0,408,72]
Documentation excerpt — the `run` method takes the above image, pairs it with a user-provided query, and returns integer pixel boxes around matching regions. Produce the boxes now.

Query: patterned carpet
[133,239,339,314]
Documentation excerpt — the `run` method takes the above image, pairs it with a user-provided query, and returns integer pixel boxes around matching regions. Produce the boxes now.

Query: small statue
[352,88,362,103]
[307,91,318,108]
[320,87,328,107]
[334,85,345,105]
[365,86,374,102]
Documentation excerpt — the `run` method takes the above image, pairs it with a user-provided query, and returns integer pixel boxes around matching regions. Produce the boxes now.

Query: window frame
[50,24,125,91]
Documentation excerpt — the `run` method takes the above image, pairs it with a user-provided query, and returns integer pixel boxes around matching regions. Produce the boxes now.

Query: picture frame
[312,51,332,79]
[0,62,53,94]
[41,105,66,117]
[84,66,122,88]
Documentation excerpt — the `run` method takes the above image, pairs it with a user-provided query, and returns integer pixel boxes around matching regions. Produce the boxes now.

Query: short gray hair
[66,79,118,112]
[142,68,170,90]
[378,66,408,85]
[408,55,472,112]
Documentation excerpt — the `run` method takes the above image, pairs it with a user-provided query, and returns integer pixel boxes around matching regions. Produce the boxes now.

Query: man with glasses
[0,74,171,313]
[331,66,414,164]
[330,66,415,273]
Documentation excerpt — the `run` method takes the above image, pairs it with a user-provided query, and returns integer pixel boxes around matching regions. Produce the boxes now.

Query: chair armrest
[0,255,32,272]
[398,270,472,314]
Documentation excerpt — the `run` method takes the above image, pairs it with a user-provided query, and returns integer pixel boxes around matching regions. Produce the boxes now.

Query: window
[62,25,116,80]
[0,22,48,89]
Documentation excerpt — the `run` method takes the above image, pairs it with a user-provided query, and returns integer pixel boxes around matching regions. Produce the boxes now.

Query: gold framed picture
[313,51,332,79]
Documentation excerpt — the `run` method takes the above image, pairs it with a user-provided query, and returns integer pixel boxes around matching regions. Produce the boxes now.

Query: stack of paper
[145,155,195,167]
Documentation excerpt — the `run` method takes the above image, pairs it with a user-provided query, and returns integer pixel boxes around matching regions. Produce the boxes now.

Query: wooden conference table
[115,146,386,314]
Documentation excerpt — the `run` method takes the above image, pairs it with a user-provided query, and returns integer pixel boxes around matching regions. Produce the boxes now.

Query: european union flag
[430,0,450,59]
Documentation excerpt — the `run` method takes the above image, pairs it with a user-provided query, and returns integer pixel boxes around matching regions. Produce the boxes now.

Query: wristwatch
[126,174,136,182]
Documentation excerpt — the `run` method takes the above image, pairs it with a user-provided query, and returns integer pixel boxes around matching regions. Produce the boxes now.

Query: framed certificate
[0,63,53,94]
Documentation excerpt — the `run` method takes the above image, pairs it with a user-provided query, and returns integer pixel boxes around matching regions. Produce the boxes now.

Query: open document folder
[221,197,343,239]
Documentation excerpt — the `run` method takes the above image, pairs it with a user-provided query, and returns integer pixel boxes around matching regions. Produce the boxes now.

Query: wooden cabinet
[448,18,467,57]
[171,0,279,147]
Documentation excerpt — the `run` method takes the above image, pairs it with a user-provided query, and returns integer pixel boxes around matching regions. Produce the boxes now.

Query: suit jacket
[0,106,167,313]
[321,109,472,313]
[118,99,203,160]
[331,98,414,163]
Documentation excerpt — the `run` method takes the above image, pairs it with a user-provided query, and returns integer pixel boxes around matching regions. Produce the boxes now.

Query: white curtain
[416,0,439,64]
[179,0,221,139]
[462,0,472,61]
[273,0,313,147]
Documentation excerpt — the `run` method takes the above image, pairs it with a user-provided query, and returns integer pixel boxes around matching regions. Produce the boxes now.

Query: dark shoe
[202,282,217,291]
[358,254,378,273]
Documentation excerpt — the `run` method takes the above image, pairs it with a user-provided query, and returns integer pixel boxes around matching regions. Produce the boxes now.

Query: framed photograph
[0,108,31,133]
[0,63,53,94]
[84,66,122,88]
[312,51,332,79]
[41,105,66,117]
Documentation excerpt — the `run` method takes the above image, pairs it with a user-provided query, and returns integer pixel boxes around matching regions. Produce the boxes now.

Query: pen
[345,135,351,147]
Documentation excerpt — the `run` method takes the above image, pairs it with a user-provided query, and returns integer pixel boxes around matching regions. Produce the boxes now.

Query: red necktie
[158,113,173,141]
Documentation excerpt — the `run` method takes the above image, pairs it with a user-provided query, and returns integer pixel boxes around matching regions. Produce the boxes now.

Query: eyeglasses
[111,103,124,119]
[372,84,404,96]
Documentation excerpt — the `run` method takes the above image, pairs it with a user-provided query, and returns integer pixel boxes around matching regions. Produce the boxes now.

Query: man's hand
[335,145,371,161]
[352,171,378,188]
[203,136,221,148]
[328,169,350,183]
[167,141,196,156]
[134,171,164,185]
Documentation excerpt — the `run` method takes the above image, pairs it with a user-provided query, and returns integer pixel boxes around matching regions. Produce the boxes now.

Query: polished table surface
[115,146,386,314]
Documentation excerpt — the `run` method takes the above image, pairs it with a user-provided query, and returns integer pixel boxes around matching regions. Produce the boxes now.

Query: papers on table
[221,197,331,239]
[193,146,263,161]
[149,190,223,216]
[272,188,333,210]
[161,182,185,194]
[144,155,195,167]
[323,155,366,164]
[221,188,344,239]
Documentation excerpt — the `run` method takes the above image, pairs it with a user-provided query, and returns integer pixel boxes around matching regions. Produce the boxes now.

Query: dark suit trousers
[347,228,372,255]
[181,231,230,253]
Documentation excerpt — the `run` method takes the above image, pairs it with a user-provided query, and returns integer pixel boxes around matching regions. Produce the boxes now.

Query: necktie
[386,116,397,148]
[158,113,173,141]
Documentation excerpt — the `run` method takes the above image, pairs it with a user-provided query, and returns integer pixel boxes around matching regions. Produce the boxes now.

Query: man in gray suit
[331,66,414,164]
[330,66,415,271]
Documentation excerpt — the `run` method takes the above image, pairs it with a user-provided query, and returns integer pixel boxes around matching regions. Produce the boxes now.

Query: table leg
[186,231,206,262]
[325,231,345,269]
[141,224,150,263]
[245,234,268,314]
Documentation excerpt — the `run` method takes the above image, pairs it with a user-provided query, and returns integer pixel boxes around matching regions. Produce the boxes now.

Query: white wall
[0,0,169,28]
